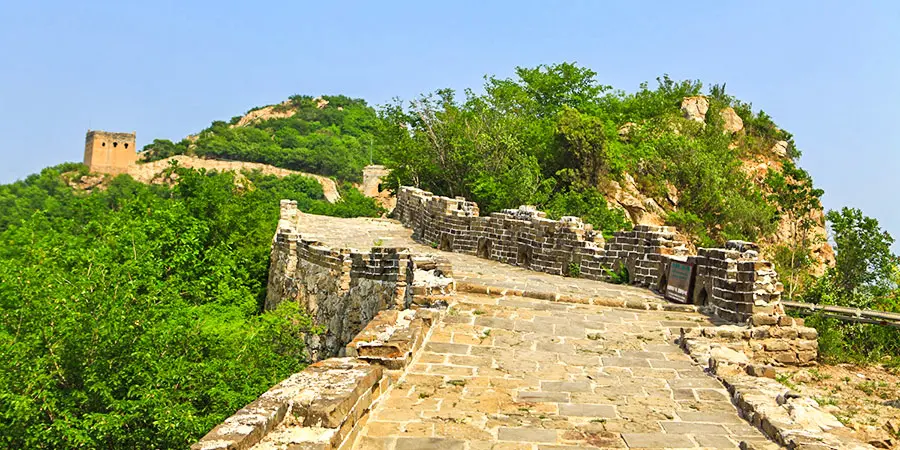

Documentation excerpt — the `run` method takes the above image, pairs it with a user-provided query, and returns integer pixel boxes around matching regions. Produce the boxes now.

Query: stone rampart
[191,306,435,450]
[396,186,784,324]
[266,199,451,359]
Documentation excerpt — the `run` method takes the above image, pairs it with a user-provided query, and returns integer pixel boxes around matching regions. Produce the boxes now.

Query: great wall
[192,186,875,450]
[80,130,342,202]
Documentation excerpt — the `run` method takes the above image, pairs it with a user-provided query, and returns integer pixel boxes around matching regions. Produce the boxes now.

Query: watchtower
[83,130,137,174]
[361,165,391,197]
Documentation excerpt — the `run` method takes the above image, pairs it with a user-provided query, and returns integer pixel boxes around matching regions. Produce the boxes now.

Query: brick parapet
[395,186,784,324]
[267,200,454,359]
[192,304,438,450]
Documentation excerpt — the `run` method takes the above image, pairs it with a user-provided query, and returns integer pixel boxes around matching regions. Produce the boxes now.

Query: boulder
[771,140,789,158]
[720,107,744,134]
[681,96,709,123]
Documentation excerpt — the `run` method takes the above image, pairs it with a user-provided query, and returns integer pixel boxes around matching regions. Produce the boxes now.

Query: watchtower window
[124,143,129,149]
[101,142,106,147]
[113,142,118,148]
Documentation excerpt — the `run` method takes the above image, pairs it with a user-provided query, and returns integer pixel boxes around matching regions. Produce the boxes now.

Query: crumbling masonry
[265,200,452,359]
[395,186,784,324]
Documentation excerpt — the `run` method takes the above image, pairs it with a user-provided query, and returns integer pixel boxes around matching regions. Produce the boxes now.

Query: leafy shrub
[0,167,380,448]
[605,262,630,285]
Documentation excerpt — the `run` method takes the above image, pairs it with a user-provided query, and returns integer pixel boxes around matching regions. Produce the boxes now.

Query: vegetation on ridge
[378,64,794,244]
[0,163,381,448]
[142,95,380,182]
[2,61,899,448]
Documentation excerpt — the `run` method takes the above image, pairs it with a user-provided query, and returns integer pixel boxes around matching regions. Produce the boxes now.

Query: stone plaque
[665,261,694,303]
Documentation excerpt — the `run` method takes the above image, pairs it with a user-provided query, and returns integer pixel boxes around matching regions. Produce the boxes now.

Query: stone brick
[516,391,570,402]
[498,427,558,443]
[394,437,466,450]
[622,433,696,448]
[558,403,617,418]
[541,381,593,392]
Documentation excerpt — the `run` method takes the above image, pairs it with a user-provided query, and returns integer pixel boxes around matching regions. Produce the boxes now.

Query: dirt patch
[778,364,900,448]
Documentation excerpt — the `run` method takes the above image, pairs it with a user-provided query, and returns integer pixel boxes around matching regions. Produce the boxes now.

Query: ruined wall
[83,130,137,174]
[678,241,783,323]
[684,313,819,366]
[267,200,408,359]
[361,165,391,197]
[266,200,451,359]
[130,155,341,203]
[396,186,784,324]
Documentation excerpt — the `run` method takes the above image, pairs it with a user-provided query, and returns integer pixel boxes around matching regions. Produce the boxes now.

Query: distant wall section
[361,165,391,197]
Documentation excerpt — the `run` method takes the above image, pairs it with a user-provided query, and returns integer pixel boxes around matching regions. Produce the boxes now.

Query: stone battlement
[395,186,784,323]
[266,200,453,359]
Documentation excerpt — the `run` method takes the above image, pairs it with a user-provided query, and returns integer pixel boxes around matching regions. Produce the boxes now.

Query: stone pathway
[352,293,771,449]
[295,214,666,306]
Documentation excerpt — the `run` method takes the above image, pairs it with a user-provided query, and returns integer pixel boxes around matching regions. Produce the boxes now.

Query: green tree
[765,161,825,298]
[0,165,380,448]
[825,207,896,303]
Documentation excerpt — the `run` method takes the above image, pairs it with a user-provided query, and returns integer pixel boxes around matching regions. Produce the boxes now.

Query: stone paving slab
[351,293,771,449]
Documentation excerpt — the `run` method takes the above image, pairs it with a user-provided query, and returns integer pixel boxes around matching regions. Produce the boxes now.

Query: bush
[0,167,380,448]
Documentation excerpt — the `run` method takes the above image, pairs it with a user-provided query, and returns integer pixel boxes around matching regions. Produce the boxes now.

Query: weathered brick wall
[267,200,451,359]
[601,225,690,287]
[676,241,784,323]
[395,186,784,324]
[682,313,819,367]
[266,201,409,360]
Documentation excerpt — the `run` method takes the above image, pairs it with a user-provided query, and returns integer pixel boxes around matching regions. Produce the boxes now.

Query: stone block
[498,427,558,443]
[750,314,778,327]
[745,364,777,379]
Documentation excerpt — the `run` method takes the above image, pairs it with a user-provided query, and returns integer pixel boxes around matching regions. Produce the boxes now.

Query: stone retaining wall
[396,186,784,324]
[679,326,872,449]
[192,307,435,450]
[681,313,820,367]
[266,199,452,359]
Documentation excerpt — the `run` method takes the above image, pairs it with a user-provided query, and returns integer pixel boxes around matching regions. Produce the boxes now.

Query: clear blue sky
[2,1,898,242]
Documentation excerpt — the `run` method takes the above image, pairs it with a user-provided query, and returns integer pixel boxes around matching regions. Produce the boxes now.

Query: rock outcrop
[721,106,744,134]
[681,96,710,123]
[597,96,834,276]
[232,100,297,128]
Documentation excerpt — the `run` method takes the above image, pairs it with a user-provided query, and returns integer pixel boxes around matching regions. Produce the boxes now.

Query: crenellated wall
[266,200,452,359]
[395,186,784,323]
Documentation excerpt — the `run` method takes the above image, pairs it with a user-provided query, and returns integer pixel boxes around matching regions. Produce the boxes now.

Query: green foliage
[798,208,900,364]
[765,160,825,298]
[802,314,900,367]
[566,262,581,278]
[605,262,630,285]
[141,96,381,181]
[379,64,783,244]
[825,207,897,302]
[543,188,630,237]
[141,138,191,162]
[0,166,379,448]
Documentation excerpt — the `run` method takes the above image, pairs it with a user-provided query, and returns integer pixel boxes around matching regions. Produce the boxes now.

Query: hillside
[165,64,829,286]
[0,163,384,448]
[141,95,381,182]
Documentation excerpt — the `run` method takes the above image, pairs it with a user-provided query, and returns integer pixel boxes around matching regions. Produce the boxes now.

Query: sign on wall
[665,261,694,304]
